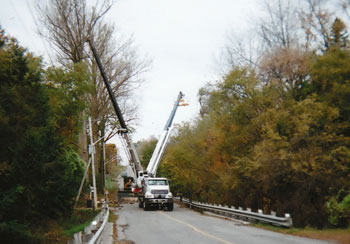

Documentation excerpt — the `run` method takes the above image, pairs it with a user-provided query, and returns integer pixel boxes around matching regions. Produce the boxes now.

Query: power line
[25,0,56,68]
[8,0,40,51]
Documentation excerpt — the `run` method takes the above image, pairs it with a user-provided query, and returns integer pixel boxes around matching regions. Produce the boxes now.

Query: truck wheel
[167,203,174,211]
[144,202,149,211]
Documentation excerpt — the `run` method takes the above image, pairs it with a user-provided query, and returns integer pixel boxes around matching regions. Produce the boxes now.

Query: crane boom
[88,40,142,180]
[146,91,185,176]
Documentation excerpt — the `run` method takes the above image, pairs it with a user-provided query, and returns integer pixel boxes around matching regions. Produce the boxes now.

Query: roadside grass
[63,208,101,236]
[42,208,100,244]
[106,177,117,191]
[108,211,119,244]
[252,223,350,244]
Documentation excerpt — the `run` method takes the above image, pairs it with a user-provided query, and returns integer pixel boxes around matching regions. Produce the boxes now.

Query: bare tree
[38,0,113,64]
[256,0,311,97]
[38,0,148,135]
[259,0,299,49]
[259,47,309,96]
[340,0,350,18]
[221,31,262,71]
[87,23,148,140]
[37,0,114,164]
[222,0,312,99]
[299,0,335,51]
[221,0,299,74]
[37,0,149,185]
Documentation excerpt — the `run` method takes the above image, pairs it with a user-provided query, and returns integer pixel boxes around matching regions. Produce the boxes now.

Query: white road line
[159,211,234,244]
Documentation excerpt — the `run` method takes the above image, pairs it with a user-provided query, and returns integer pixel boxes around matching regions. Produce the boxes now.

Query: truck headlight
[145,193,154,198]
[166,192,173,198]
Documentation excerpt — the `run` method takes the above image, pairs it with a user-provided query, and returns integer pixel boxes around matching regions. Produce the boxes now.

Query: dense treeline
[0,30,86,243]
[161,1,350,228]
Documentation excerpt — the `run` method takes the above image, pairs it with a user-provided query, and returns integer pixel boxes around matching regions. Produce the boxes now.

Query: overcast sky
[0,0,261,142]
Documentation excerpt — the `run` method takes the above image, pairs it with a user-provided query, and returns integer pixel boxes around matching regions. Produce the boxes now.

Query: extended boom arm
[88,40,142,180]
[146,92,186,176]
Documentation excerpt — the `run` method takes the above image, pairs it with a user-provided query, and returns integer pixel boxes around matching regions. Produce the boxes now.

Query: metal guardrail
[89,204,109,244]
[67,204,109,244]
[176,197,292,228]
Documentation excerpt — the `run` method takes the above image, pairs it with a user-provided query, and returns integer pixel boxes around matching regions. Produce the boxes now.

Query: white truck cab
[140,177,173,211]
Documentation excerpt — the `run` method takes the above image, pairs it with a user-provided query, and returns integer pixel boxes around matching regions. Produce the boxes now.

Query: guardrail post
[84,225,92,234]
[285,213,293,227]
[73,231,82,244]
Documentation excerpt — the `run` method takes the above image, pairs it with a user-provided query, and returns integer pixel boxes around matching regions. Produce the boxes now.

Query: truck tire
[144,202,149,211]
[138,200,143,208]
[167,203,174,211]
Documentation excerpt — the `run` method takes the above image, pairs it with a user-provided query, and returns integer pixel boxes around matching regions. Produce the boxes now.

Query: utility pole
[89,117,98,210]
[103,139,106,194]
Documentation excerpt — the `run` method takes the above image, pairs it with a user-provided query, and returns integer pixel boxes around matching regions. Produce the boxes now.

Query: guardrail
[67,204,109,244]
[175,197,292,228]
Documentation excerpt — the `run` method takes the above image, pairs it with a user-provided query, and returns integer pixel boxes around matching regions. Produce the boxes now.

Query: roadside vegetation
[0,0,146,242]
[43,208,100,244]
[252,223,350,244]
[0,28,87,243]
[2,0,350,242]
[159,0,350,230]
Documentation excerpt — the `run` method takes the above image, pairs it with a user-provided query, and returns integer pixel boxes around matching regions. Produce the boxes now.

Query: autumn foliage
[161,13,350,228]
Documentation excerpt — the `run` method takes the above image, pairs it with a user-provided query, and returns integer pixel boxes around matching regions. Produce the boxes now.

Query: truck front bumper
[145,198,173,205]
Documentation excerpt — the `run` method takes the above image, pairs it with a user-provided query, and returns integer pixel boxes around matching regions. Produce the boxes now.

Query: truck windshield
[148,180,168,185]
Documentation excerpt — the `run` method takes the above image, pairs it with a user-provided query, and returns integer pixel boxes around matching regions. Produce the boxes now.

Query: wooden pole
[74,158,92,210]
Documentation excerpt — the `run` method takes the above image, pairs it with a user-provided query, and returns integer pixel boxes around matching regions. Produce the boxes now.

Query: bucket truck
[137,92,187,211]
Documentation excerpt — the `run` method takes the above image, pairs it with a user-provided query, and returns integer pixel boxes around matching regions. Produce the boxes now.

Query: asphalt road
[114,202,334,244]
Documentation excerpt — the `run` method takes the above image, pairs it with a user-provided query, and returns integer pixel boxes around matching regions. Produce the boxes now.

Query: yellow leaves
[330,146,350,173]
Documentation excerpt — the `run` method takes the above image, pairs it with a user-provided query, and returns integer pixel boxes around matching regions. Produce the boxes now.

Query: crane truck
[89,40,186,211]
[88,40,144,185]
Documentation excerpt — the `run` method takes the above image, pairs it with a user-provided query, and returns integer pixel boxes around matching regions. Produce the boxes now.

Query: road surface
[113,202,334,244]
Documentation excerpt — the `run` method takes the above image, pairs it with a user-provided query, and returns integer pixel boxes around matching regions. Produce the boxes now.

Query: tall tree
[38,0,148,186]
[0,29,84,243]
[329,17,348,48]
[44,62,91,147]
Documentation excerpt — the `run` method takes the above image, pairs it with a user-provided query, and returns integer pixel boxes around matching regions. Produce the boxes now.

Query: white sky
[0,0,261,142]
